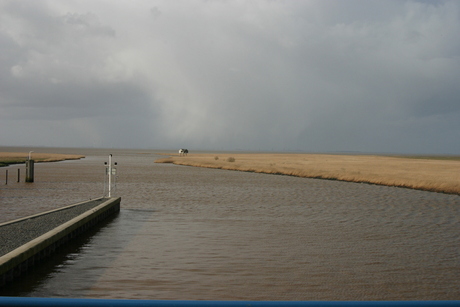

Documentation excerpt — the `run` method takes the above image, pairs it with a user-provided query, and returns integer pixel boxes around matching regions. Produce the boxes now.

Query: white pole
[28,151,33,160]
[108,154,112,197]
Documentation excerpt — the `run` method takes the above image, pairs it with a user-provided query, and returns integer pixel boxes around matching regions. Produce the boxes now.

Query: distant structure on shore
[179,149,189,156]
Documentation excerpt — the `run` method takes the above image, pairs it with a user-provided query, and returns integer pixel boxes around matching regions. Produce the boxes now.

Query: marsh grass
[0,152,84,167]
[155,153,460,195]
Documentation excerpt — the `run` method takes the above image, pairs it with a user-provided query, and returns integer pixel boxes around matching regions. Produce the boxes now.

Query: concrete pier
[0,197,121,286]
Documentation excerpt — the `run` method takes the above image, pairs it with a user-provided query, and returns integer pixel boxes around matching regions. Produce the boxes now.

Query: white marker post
[105,154,117,197]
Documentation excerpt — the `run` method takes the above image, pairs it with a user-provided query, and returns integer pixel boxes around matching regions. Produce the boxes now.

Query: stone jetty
[0,197,121,286]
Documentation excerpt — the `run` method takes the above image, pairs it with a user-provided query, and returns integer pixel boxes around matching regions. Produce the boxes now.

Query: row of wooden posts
[4,160,34,184]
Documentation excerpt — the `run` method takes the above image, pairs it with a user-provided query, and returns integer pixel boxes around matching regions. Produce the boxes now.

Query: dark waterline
[0,148,459,300]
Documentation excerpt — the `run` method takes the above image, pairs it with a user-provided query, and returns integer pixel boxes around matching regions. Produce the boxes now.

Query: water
[0,148,459,300]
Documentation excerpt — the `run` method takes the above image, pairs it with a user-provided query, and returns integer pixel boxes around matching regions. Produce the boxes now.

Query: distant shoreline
[0,152,85,167]
[155,153,460,195]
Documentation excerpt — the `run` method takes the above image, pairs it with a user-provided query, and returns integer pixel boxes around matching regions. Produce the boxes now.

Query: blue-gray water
[0,148,459,300]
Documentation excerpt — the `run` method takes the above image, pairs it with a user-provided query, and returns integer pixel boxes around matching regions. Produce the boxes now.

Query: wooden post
[17,168,20,182]
[26,160,34,183]
[5,170,8,185]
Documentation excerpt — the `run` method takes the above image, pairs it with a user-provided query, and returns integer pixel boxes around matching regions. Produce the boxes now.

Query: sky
[1,0,459,154]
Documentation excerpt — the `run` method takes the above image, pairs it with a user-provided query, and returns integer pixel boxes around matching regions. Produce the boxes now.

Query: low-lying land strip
[155,153,460,195]
[0,152,84,167]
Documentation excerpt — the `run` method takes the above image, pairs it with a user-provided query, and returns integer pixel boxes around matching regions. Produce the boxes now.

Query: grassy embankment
[155,153,460,195]
[0,152,85,167]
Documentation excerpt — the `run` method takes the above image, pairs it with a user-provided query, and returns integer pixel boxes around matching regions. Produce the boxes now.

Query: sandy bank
[0,152,85,167]
[155,153,460,195]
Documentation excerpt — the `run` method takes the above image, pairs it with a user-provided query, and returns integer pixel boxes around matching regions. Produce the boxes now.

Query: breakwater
[0,197,121,286]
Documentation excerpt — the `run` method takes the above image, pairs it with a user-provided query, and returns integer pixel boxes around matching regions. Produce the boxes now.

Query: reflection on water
[0,148,459,300]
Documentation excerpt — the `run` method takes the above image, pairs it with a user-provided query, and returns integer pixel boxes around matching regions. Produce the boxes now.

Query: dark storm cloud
[0,0,459,153]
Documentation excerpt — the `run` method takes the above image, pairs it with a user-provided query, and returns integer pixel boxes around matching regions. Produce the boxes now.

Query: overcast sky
[1,0,459,154]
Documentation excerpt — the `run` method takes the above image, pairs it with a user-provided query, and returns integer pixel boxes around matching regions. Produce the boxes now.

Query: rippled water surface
[0,148,459,300]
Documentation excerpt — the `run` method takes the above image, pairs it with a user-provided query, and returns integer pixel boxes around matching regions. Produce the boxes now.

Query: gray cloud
[1,0,459,154]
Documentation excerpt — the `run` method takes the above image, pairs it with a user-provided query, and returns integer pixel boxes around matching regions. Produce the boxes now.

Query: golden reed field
[156,153,460,195]
[0,152,84,166]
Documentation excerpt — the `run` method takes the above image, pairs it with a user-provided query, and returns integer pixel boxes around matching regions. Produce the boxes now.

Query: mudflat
[156,153,460,195]
[0,152,84,166]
